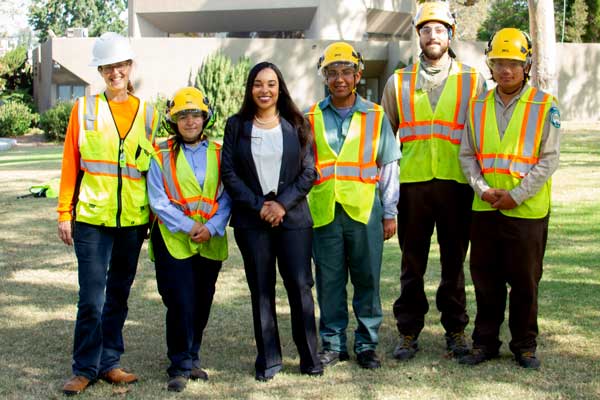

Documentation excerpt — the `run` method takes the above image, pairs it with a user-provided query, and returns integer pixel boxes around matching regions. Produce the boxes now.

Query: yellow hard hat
[317,42,364,75]
[414,2,456,35]
[168,87,209,118]
[486,28,532,64]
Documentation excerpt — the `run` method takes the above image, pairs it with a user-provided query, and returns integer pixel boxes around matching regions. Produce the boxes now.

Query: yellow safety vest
[153,139,228,261]
[469,87,554,219]
[395,61,479,183]
[305,102,383,227]
[76,94,156,227]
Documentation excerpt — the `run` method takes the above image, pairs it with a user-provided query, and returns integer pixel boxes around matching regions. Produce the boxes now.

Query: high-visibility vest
[153,139,228,261]
[76,94,156,227]
[305,101,383,227]
[395,61,479,183]
[469,87,554,219]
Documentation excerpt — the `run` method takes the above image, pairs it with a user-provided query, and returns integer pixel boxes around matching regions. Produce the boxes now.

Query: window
[57,85,85,101]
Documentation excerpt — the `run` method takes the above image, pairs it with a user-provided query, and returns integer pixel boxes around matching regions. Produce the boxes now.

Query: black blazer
[221,114,317,230]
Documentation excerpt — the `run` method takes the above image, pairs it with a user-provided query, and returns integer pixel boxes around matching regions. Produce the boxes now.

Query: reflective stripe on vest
[469,87,553,219]
[306,101,383,226]
[395,62,478,183]
[396,62,475,145]
[75,94,153,227]
[157,140,222,221]
[471,87,551,178]
[307,104,381,185]
[79,95,154,181]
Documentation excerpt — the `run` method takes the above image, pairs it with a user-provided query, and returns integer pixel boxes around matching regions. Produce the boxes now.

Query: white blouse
[251,124,283,195]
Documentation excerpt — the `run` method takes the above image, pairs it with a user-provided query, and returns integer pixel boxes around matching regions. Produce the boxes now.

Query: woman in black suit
[221,62,322,381]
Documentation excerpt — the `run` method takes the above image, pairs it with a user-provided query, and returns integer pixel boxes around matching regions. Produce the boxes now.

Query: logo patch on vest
[549,107,561,128]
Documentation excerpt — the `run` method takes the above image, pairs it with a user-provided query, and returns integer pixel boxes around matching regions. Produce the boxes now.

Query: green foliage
[38,101,74,141]
[148,94,169,138]
[477,0,530,41]
[565,0,589,42]
[28,0,127,43]
[0,101,38,137]
[0,45,32,95]
[195,53,251,140]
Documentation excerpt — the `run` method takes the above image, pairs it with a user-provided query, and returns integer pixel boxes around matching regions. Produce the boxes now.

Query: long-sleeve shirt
[316,94,401,219]
[147,140,231,237]
[57,95,144,222]
[459,84,561,205]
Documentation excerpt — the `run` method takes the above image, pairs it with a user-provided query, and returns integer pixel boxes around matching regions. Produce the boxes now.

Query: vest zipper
[116,138,125,228]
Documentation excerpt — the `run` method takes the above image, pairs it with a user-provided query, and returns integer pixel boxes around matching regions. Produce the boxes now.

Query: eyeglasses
[419,26,449,37]
[325,68,356,80]
[100,61,131,74]
[489,60,525,71]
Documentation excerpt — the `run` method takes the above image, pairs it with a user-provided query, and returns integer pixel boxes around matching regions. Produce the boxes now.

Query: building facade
[31,0,600,125]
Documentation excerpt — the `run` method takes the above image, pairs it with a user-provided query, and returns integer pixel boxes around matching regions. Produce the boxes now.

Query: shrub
[39,101,74,141]
[148,94,169,138]
[195,52,251,140]
[0,101,38,137]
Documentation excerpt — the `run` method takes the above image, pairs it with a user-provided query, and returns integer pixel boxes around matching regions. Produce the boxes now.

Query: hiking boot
[100,368,138,384]
[190,367,208,381]
[458,348,498,366]
[445,331,470,357]
[356,350,381,369]
[167,375,188,392]
[63,375,91,396]
[318,350,350,367]
[393,334,418,360]
[515,351,541,369]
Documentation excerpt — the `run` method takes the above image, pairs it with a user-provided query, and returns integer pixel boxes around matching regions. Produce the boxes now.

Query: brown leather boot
[100,368,138,384]
[63,375,91,395]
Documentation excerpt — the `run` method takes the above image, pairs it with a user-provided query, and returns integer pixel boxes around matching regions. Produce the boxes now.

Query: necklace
[254,111,280,125]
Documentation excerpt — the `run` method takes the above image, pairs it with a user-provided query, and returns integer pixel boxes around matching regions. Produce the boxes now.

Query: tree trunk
[528,0,558,96]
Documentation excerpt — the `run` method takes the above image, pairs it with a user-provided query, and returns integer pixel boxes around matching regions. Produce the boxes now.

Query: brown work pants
[469,210,548,355]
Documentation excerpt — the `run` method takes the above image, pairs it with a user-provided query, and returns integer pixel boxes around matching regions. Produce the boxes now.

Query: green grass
[1,133,599,399]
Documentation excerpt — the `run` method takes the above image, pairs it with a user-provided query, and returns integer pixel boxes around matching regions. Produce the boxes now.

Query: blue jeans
[72,222,146,379]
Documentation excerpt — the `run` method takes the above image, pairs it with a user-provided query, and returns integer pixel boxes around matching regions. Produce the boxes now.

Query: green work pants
[312,201,384,354]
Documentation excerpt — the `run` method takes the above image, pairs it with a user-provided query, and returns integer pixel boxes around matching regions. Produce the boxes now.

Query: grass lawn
[0,133,599,400]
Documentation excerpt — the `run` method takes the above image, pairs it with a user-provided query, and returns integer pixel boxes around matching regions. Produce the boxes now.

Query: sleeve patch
[549,106,561,128]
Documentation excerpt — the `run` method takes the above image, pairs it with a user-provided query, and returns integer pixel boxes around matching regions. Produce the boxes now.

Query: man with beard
[380,1,485,361]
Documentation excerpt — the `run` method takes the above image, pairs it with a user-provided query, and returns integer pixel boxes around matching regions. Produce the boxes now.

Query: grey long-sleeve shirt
[459,84,561,205]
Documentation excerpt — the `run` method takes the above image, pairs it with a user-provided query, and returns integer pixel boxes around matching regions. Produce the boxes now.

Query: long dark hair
[238,62,311,147]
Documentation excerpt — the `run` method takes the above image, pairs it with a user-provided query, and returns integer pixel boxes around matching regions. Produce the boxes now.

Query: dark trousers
[470,211,548,355]
[393,179,472,336]
[234,227,320,377]
[72,222,146,380]
[152,228,221,378]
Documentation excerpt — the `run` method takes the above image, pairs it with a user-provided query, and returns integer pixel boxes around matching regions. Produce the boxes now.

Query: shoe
[255,373,275,382]
[63,375,91,396]
[458,348,498,366]
[318,350,350,367]
[100,368,138,384]
[445,331,470,357]
[393,334,418,360]
[190,367,208,381]
[301,365,324,376]
[515,351,541,369]
[356,350,381,369]
[167,375,188,392]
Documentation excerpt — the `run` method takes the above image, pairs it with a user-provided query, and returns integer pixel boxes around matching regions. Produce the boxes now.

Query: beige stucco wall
[35,37,599,124]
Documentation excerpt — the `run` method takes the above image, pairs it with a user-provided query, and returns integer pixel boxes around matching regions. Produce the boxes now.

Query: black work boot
[392,334,418,360]
[515,351,541,369]
[445,331,470,357]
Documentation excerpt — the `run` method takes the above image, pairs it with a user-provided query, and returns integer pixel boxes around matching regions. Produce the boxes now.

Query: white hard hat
[89,32,135,67]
